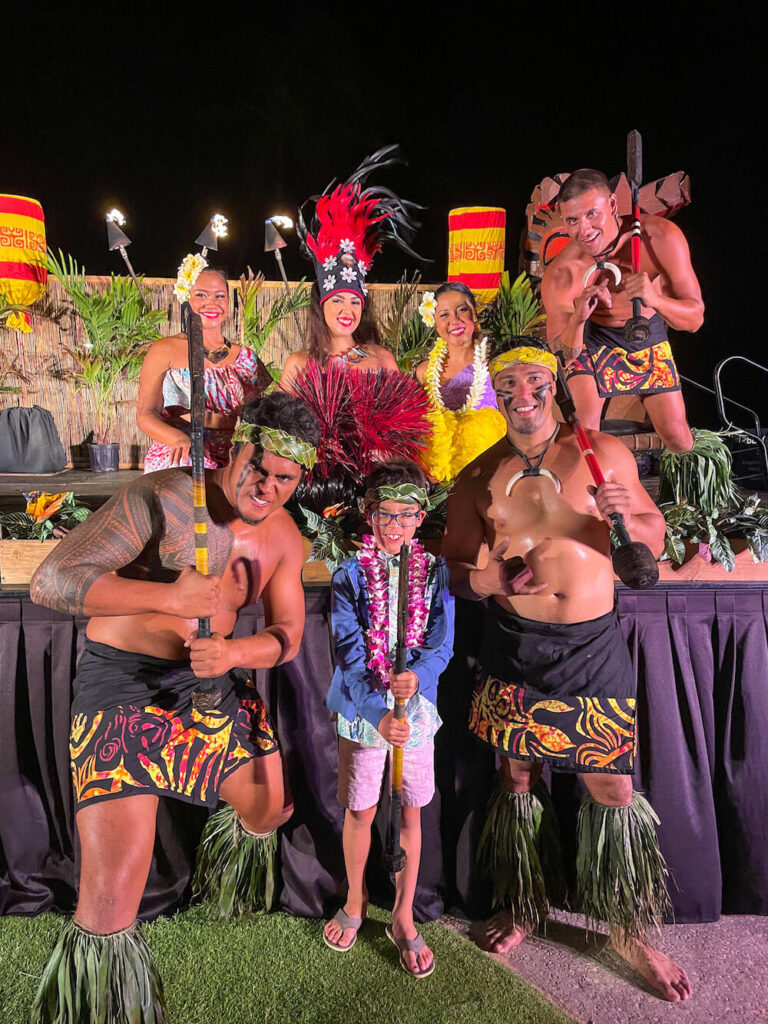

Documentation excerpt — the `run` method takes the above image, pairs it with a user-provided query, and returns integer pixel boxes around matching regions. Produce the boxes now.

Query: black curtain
[2,585,767,923]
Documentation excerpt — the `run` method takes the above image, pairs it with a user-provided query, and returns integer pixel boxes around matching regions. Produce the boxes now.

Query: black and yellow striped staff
[383,541,410,874]
[183,301,222,712]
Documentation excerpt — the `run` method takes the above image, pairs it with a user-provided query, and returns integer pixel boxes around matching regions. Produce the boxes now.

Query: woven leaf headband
[362,483,429,508]
[232,421,317,469]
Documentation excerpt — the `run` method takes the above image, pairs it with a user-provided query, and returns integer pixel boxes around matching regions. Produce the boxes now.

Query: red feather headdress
[297,145,425,303]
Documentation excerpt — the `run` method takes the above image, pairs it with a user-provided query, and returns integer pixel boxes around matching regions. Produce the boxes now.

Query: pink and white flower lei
[358,534,430,688]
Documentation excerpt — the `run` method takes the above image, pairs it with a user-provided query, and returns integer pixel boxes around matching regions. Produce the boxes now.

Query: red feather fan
[290,362,429,482]
[346,368,429,475]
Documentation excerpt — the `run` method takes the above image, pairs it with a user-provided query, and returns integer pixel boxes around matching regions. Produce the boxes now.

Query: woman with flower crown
[415,282,506,483]
[138,259,270,472]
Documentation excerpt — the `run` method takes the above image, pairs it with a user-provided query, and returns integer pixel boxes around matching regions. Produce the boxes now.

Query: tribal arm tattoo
[30,480,159,616]
[553,334,581,363]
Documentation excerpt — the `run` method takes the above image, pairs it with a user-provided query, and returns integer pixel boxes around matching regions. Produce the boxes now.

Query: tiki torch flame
[211,214,228,238]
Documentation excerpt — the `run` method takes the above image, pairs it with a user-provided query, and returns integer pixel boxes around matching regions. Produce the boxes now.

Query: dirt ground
[444,909,768,1024]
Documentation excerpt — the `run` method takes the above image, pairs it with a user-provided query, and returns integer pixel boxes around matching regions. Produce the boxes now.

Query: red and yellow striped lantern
[0,194,47,332]
[447,206,505,305]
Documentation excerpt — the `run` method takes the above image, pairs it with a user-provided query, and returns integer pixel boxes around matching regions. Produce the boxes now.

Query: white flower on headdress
[340,238,355,253]
[363,285,369,296]
[357,259,368,275]
[323,275,337,291]
[418,291,437,327]
[323,255,337,271]
[340,266,357,283]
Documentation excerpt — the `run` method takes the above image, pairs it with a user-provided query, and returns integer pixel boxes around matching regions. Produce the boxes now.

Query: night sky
[4,9,759,425]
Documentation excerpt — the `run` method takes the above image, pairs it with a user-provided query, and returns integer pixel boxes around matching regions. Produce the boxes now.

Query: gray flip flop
[323,908,364,952]
[385,925,435,979]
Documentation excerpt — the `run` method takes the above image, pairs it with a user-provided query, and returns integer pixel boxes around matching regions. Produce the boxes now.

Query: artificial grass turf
[0,905,576,1024]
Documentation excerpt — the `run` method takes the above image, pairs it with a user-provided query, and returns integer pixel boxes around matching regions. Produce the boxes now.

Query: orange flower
[24,491,70,522]
[322,503,351,519]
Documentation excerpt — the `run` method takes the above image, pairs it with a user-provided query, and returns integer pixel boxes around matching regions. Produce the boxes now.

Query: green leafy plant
[378,272,437,373]
[46,250,167,444]
[299,504,356,571]
[479,271,547,350]
[656,429,766,572]
[236,267,310,380]
[658,429,742,514]
[0,491,90,541]
[661,493,768,572]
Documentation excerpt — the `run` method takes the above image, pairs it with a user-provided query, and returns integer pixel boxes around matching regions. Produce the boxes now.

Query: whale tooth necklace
[505,424,562,495]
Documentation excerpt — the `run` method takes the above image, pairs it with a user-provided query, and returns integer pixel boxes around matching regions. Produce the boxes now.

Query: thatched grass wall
[0,278,434,468]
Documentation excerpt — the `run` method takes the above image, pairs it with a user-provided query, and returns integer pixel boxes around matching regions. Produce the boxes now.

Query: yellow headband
[489,346,558,381]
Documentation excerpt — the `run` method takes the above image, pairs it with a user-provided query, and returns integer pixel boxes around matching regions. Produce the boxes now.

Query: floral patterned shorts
[70,691,277,810]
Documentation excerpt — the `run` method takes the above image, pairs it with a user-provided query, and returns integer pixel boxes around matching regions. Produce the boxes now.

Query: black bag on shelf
[0,406,67,473]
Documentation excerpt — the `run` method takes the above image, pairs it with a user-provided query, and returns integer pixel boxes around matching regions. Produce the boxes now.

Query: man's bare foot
[610,931,693,1001]
[470,910,531,953]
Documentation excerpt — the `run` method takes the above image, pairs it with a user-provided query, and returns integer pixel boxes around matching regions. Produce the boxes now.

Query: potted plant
[0,491,90,584]
[46,250,166,471]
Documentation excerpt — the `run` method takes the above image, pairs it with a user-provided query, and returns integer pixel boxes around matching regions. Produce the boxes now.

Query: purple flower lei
[358,534,430,688]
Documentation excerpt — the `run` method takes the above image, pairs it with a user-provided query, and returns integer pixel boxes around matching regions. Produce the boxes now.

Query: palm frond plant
[235,267,310,381]
[46,250,166,444]
[377,272,437,373]
[479,271,547,351]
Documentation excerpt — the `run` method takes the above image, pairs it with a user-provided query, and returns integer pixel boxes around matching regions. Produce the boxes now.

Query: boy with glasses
[322,459,454,978]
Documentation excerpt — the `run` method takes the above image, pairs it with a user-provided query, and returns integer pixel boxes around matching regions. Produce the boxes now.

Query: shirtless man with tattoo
[29,391,321,1024]
[442,340,692,1002]
[542,168,704,453]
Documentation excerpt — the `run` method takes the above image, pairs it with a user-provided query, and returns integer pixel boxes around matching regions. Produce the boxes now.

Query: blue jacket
[327,553,455,730]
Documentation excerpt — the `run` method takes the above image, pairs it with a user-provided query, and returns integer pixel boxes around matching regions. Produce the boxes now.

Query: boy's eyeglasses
[370,510,422,527]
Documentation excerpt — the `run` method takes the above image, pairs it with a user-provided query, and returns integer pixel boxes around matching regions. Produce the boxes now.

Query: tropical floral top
[143,347,270,472]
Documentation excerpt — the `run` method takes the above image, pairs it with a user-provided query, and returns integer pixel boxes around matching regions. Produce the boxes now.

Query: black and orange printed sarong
[69,640,278,808]
[567,314,680,398]
[469,604,636,774]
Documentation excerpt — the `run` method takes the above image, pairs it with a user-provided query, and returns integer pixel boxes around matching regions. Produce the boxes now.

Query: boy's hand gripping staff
[624,129,652,347]
[383,541,410,874]
[557,360,659,589]
[183,302,222,712]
